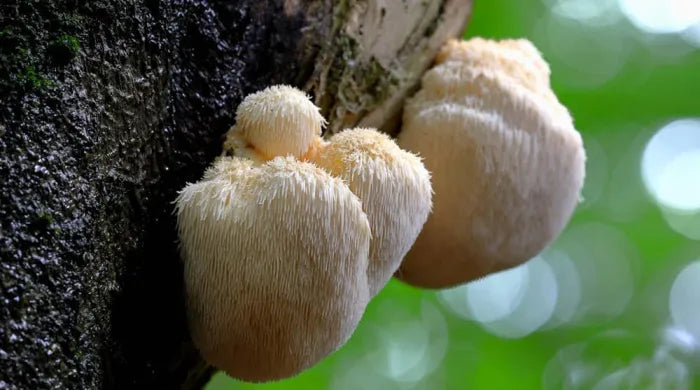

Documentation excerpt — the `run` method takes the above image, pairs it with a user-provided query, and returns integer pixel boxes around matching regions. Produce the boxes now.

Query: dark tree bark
[0,1,472,389]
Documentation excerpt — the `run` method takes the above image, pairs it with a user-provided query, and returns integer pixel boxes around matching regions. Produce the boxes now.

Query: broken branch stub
[304,0,473,134]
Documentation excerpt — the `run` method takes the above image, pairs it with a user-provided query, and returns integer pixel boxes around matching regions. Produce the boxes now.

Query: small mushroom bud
[223,85,327,160]
[396,38,585,289]
[311,128,433,296]
[176,156,371,382]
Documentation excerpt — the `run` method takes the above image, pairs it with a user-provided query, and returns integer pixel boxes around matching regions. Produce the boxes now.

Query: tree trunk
[0,1,472,388]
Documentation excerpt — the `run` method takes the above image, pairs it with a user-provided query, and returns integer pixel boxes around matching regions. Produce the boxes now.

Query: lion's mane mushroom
[223,85,434,298]
[176,85,373,382]
[223,84,327,161]
[395,38,586,289]
[435,38,553,97]
[311,128,433,296]
[177,157,372,382]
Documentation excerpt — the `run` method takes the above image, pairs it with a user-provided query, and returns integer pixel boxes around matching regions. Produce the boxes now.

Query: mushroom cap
[396,38,585,289]
[223,85,326,159]
[311,128,433,296]
[408,60,572,130]
[176,156,371,381]
[435,38,552,97]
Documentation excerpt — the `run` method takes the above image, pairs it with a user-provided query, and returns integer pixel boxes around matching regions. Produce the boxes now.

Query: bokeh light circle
[660,208,700,240]
[682,24,700,46]
[534,15,627,89]
[662,325,699,355]
[552,223,637,323]
[544,0,622,26]
[466,264,529,323]
[543,331,690,390]
[589,351,689,390]
[618,0,700,34]
[642,119,700,239]
[655,151,700,211]
[641,119,700,207]
[438,266,528,322]
[330,300,448,389]
[363,301,448,384]
[542,250,583,327]
[439,257,558,338]
[670,261,700,340]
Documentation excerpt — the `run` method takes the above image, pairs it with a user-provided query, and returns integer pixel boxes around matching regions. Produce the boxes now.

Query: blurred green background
[207,0,700,389]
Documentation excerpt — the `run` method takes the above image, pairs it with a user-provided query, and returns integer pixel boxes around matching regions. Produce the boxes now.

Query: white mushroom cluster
[176,85,432,382]
[396,37,586,288]
[175,36,586,382]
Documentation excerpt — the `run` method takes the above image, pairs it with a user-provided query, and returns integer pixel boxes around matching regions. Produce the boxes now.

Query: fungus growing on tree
[221,84,433,298]
[222,85,326,160]
[311,128,433,296]
[395,38,586,289]
[177,85,373,382]
[176,155,372,382]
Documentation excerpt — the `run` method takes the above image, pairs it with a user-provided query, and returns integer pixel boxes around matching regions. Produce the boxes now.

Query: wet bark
[0,0,472,388]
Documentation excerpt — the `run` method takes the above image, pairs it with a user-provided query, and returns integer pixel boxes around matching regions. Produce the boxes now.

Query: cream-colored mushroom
[176,156,371,382]
[435,38,553,96]
[311,128,432,296]
[396,38,586,289]
[223,85,327,160]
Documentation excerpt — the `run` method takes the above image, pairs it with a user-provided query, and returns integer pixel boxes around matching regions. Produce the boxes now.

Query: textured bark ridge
[0,1,471,389]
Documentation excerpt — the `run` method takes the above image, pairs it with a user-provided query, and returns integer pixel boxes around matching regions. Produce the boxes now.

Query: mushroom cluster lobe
[177,156,370,381]
[176,84,432,381]
[312,128,432,296]
[396,38,586,288]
